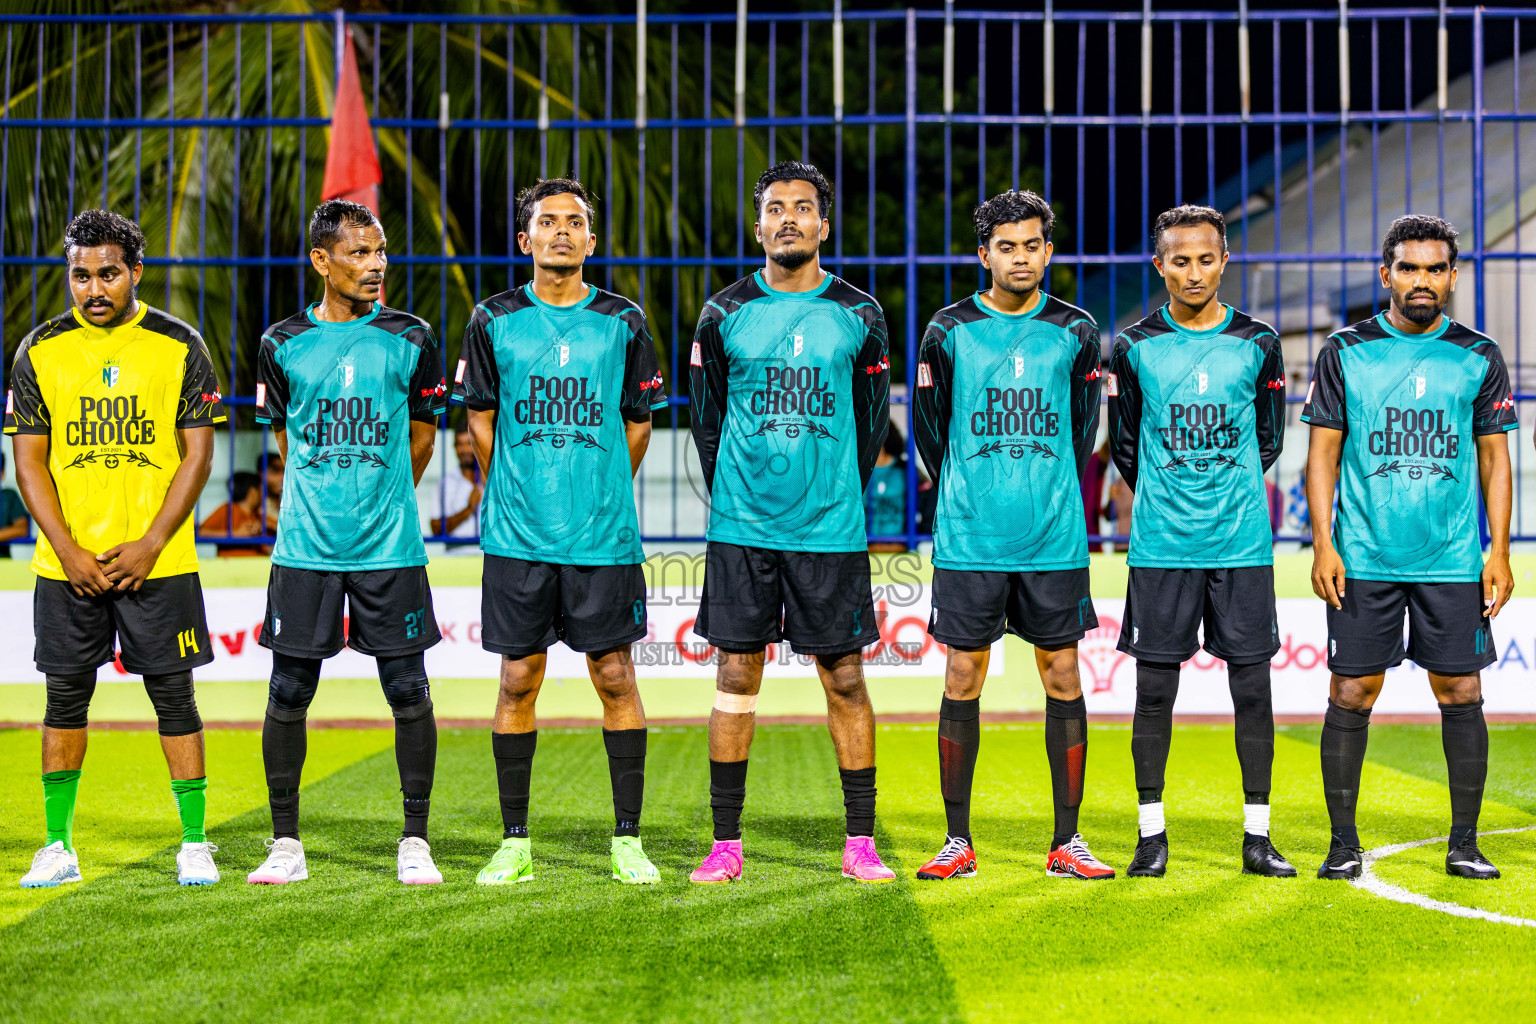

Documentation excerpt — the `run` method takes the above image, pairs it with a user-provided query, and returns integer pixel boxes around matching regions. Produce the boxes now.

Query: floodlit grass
[1,723,1533,1023]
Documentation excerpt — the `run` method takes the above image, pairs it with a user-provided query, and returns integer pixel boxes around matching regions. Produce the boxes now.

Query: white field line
[1352,825,1536,928]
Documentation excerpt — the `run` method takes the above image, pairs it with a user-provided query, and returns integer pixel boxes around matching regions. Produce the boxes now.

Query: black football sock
[710,759,749,841]
[1440,699,1488,850]
[1228,659,1275,806]
[840,766,877,838]
[262,702,308,840]
[492,730,537,839]
[392,698,437,840]
[1045,695,1088,849]
[1321,701,1371,849]
[1131,661,1179,807]
[937,695,981,843]
[603,727,647,837]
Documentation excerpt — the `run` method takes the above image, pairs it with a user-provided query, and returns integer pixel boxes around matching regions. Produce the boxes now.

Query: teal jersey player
[689,269,890,552]
[1108,304,1286,568]
[453,283,667,565]
[255,302,448,571]
[915,292,1102,571]
[1301,313,1517,582]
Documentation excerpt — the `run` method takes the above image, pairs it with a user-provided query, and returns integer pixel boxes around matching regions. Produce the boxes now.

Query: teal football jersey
[256,303,447,571]
[1108,304,1287,568]
[688,270,891,552]
[1301,313,1518,582]
[914,293,1103,571]
[452,283,667,566]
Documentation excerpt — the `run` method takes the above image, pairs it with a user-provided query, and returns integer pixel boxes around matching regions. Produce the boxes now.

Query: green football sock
[170,777,208,844]
[42,770,82,849]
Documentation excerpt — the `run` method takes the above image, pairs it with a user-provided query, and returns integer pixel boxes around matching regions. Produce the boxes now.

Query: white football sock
[1138,801,1166,838]
[1243,803,1271,837]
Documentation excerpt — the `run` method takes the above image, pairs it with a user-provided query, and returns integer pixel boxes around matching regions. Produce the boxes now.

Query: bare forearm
[140,428,215,548]
[409,421,436,486]
[0,522,30,542]
[14,439,80,555]
[1479,439,1512,555]
[626,420,652,478]
[468,409,496,477]
[1305,447,1341,549]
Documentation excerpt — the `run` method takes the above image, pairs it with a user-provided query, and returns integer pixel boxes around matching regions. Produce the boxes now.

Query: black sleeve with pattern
[1300,338,1346,431]
[1069,320,1104,477]
[254,334,289,431]
[176,333,228,428]
[851,305,891,491]
[688,309,730,495]
[1253,333,1287,471]
[621,308,666,423]
[1472,342,1519,436]
[4,337,49,435]
[453,305,500,410]
[408,326,448,424]
[913,320,953,489]
[1107,334,1143,489]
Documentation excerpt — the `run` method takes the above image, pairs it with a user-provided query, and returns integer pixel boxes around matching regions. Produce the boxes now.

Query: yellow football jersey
[4,302,227,580]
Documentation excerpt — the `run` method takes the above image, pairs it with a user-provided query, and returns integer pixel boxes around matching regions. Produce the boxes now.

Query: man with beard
[688,160,893,883]
[1109,205,1295,878]
[912,190,1114,881]
[246,199,448,886]
[455,177,667,886]
[10,209,225,889]
[1303,215,1516,880]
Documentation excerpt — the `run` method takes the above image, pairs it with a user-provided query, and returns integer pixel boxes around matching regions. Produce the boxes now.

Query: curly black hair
[1381,214,1459,269]
[753,160,833,219]
[63,209,145,268]
[308,199,382,253]
[516,177,597,236]
[1153,204,1227,258]
[973,190,1055,246]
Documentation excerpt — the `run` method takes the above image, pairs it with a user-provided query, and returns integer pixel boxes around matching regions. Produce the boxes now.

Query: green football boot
[611,836,660,884]
[476,837,534,885]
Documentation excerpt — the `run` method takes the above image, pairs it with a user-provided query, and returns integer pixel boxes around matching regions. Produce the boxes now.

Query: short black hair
[308,199,381,253]
[754,160,832,219]
[974,190,1055,246]
[1153,204,1227,258]
[229,471,261,504]
[63,209,145,268]
[1382,214,1459,269]
[516,178,596,236]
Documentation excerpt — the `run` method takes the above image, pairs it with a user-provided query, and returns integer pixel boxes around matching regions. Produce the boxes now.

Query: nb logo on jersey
[176,629,200,658]
[791,333,804,358]
[1013,355,1025,379]
[1195,371,1208,395]
[1413,375,1426,399]
[102,362,121,388]
[556,343,570,368]
[337,360,355,388]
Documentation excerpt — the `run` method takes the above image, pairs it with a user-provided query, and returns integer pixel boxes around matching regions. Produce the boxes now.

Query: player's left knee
[1432,674,1482,705]
[1227,659,1273,708]
[144,671,202,737]
[378,654,431,712]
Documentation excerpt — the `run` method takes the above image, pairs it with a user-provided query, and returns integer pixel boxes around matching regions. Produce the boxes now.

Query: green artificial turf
[1,723,1534,1023]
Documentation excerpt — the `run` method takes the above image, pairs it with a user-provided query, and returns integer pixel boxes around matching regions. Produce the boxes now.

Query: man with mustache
[1109,205,1295,878]
[247,199,449,886]
[11,209,225,889]
[1303,215,1516,881]
[688,160,893,883]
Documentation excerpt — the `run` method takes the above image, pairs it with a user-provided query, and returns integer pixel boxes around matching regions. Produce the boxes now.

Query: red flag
[322,31,382,211]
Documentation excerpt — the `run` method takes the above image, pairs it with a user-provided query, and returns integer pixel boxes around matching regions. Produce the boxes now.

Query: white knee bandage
[714,691,759,714]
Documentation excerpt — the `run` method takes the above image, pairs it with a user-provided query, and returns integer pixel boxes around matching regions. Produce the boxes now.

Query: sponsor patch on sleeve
[916,362,933,387]
[1106,372,1119,397]
[455,359,467,384]
[691,341,703,368]
[255,382,266,408]
[1305,381,1315,405]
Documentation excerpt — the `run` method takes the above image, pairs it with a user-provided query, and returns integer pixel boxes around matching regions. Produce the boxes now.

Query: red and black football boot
[915,835,977,881]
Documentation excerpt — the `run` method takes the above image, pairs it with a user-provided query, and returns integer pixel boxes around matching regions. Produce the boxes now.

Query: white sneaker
[177,842,220,886]
[19,841,81,888]
[397,836,443,885]
[247,837,307,884]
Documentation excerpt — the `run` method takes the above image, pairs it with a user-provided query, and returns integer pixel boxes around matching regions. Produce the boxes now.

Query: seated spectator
[200,471,268,557]
[260,451,284,534]
[428,428,482,549]
[0,452,30,558]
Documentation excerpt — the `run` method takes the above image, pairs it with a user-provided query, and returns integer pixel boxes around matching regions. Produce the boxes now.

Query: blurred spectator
[1082,439,1111,541]
[430,428,483,547]
[200,471,268,557]
[866,422,909,553]
[1266,477,1284,532]
[0,452,30,558]
[1106,463,1133,554]
[260,451,284,534]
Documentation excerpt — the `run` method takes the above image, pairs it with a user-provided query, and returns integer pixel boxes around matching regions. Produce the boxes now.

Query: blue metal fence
[1,5,1533,550]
